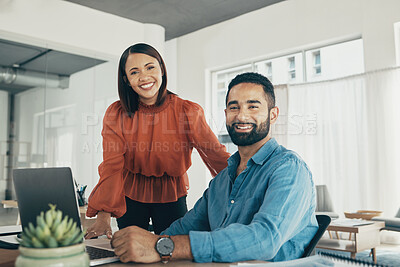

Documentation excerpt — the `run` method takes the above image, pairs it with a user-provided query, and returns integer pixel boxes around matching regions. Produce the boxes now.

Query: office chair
[371,207,400,232]
[301,214,331,258]
[315,185,339,219]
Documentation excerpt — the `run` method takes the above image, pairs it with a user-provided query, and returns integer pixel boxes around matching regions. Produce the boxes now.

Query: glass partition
[0,38,118,204]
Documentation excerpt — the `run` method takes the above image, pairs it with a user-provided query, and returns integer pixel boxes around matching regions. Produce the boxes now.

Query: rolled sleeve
[164,140,317,263]
[189,231,213,263]
[189,158,315,263]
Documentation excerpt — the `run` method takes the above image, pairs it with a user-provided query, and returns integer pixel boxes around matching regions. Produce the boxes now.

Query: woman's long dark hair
[118,43,169,116]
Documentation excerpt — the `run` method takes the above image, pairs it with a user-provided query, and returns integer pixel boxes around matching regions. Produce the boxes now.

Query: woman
[85,43,230,238]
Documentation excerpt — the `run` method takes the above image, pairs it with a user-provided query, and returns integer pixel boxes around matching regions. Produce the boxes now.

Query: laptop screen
[13,167,82,230]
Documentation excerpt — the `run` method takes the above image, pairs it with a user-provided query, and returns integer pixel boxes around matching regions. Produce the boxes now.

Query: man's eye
[229,106,239,110]
[249,106,259,109]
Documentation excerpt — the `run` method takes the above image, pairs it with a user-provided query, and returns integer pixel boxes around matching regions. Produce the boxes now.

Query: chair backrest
[301,214,331,258]
[315,185,335,212]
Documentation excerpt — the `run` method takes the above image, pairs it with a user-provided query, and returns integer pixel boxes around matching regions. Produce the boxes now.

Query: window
[313,51,321,75]
[265,62,273,81]
[255,61,273,82]
[305,38,364,81]
[210,38,364,153]
[255,53,302,85]
[288,57,296,80]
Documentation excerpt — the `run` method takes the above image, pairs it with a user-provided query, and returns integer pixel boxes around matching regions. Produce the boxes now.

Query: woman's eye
[130,71,138,75]
[147,66,155,70]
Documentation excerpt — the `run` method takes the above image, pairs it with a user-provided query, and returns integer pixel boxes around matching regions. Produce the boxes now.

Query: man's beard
[226,117,270,146]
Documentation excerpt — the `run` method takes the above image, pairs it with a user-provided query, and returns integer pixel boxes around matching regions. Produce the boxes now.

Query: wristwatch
[155,235,174,263]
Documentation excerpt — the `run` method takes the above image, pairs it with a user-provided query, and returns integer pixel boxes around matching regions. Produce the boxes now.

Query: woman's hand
[84,211,113,239]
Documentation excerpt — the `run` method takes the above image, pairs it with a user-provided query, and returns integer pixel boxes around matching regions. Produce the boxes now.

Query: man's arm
[112,159,315,263]
[188,158,316,263]
[111,182,214,263]
[111,226,193,263]
[162,187,212,236]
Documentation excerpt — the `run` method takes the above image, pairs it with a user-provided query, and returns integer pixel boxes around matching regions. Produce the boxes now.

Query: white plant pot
[15,242,89,267]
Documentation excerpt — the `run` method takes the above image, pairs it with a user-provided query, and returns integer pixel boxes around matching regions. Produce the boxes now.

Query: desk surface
[1,200,87,213]
[327,221,385,233]
[0,248,258,266]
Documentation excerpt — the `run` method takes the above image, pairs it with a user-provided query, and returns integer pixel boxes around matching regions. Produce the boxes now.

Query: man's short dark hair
[226,72,275,110]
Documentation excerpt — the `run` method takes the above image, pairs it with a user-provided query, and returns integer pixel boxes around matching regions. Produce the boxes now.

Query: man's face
[225,83,273,146]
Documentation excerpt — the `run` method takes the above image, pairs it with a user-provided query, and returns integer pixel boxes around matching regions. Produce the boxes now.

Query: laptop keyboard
[86,246,116,260]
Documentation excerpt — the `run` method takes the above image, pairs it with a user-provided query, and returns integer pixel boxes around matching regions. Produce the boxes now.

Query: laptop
[13,167,119,266]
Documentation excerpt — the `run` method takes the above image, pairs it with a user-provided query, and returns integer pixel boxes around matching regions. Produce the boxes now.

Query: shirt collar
[251,137,279,165]
[227,138,279,180]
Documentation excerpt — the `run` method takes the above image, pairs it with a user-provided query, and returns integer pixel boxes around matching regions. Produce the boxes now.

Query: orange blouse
[87,94,230,218]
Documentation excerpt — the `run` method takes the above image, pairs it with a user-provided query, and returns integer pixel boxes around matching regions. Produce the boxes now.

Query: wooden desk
[316,221,385,263]
[0,248,259,267]
[1,200,18,208]
[0,248,19,267]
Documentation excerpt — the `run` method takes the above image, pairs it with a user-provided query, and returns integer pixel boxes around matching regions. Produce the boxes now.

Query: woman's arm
[184,101,230,176]
[86,102,127,219]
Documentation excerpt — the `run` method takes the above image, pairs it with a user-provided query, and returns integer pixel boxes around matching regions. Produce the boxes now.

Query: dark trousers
[116,196,188,234]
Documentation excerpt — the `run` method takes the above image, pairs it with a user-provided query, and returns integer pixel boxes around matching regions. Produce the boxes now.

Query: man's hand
[111,226,160,263]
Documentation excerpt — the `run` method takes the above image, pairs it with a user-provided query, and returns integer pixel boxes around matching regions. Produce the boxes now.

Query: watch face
[156,237,174,256]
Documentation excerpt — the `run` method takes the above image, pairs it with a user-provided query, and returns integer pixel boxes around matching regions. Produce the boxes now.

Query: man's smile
[232,123,255,133]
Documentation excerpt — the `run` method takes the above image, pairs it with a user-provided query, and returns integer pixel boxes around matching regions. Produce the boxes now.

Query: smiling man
[111,72,318,264]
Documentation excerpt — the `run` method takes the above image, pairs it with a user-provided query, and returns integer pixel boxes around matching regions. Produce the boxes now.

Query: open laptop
[13,167,119,266]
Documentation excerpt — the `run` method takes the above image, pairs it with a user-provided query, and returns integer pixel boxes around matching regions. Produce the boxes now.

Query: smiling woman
[84,43,230,242]
[124,53,163,105]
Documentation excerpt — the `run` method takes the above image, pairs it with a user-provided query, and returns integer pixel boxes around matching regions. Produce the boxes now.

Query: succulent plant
[18,204,84,248]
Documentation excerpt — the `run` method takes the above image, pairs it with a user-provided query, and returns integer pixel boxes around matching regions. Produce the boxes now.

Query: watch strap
[161,255,171,264]
[158,235,172,263]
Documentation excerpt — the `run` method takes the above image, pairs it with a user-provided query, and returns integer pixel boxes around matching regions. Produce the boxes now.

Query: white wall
[171,0,400,208]
[174,0,400,101]
[0,0,166,203]
[0,0,164,59]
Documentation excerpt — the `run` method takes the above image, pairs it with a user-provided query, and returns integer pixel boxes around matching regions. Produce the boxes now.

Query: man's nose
[237,108,249,121]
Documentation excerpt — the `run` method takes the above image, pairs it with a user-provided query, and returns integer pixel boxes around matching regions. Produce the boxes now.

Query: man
[111,72,318,263]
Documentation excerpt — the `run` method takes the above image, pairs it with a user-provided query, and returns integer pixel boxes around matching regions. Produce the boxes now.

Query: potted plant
[15,204,89,267]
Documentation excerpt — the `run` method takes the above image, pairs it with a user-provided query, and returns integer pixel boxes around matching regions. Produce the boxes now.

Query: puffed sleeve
[183,101,230,177]
[86,102,127,218]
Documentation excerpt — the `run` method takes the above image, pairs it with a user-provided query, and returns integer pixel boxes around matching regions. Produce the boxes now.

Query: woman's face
[124,53,163,105]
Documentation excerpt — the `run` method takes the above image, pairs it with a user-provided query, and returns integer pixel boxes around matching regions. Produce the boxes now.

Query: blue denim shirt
[162,138,318,263]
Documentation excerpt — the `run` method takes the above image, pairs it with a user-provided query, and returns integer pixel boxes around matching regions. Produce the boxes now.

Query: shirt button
[231,200,235,204]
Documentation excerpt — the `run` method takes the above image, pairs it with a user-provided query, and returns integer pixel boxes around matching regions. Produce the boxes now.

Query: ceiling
[1,0,284,94]
[64,0,284,40]
[0,38,105,94]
